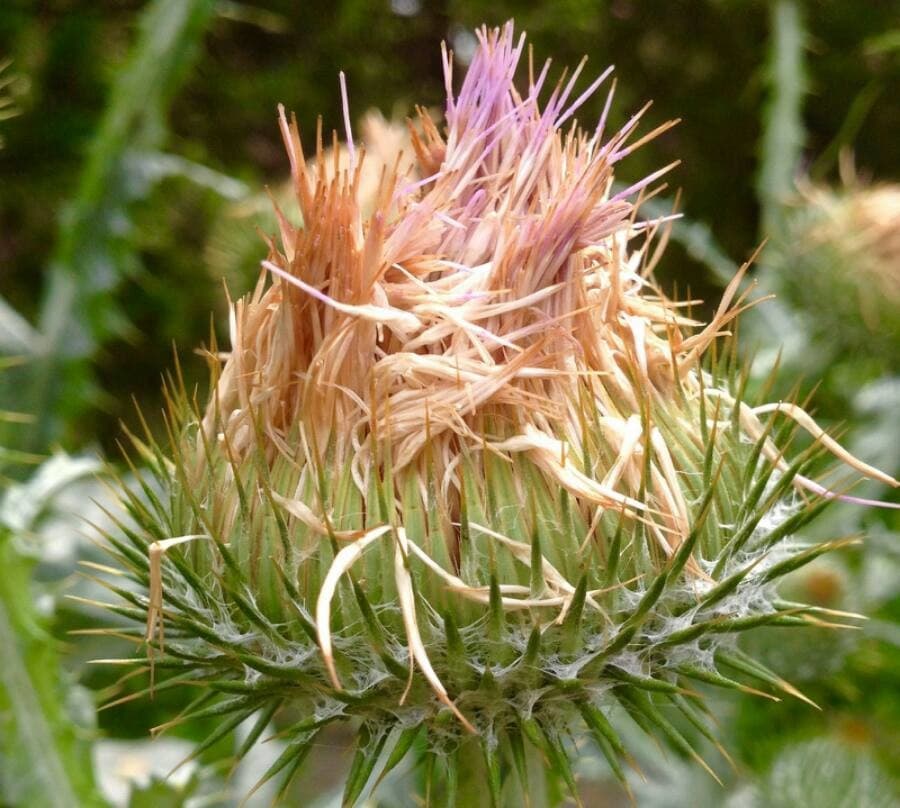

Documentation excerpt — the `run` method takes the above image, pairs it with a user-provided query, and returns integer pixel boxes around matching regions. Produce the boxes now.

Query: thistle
[768,181,900,374]
[0,58,19,150]
[98,23,898,806]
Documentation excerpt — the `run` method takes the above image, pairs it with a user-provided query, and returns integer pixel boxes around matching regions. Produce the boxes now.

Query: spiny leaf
[506,725,530,799]
[350,577,407,678]
[372,725,422,791]
[530,512,544,597]
[694,555,765,612]
[170,701,261,770]
[488,574,504,642]
[602,515,624,588]
[617,689,722,784]
[481,737,503,808]
[233,700,282,761]
[560,573,589,650]
[717,647,819,708]
[669,694,735,770]
[167,694,260,724]
[667,460,720,581]
[443,611,471,686]
[244,732,317,806]
[343,723,391,807]
[535,723,583,808]
[606,666,683,694]
[674,663,780,701]
[98,670,200,712]
[578,701,633,795]
[759,538,857,584]
[716,449,815,572]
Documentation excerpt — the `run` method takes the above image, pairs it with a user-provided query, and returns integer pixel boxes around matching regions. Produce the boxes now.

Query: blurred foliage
[757,0,807,239]
[1,0,218,457]
[0,0,898,805]
[0,453,105,807]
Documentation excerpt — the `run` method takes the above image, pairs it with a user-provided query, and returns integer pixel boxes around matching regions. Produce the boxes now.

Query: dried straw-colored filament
[704,389,900,506]
[314,522,475,732]
[146,534,210,686]
[146,535,210,650]
[315,525,393,690]
[394,528,476,733]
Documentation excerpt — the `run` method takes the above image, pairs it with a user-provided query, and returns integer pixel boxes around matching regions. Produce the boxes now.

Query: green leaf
[122,150,249,200]
[0,453,102,533]
[0,526,105,807]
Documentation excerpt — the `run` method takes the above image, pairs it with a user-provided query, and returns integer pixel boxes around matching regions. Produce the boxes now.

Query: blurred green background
[0,1,898,806]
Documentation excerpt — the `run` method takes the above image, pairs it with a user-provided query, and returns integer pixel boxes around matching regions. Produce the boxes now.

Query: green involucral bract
[99,22,899,806]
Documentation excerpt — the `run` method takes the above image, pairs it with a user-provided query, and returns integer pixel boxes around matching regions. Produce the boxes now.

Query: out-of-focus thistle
[97,24,899,806]
[0,58,20,150]
[771,181,900,374]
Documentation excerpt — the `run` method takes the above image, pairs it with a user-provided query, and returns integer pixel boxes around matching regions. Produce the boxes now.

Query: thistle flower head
[104,23,899,805]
